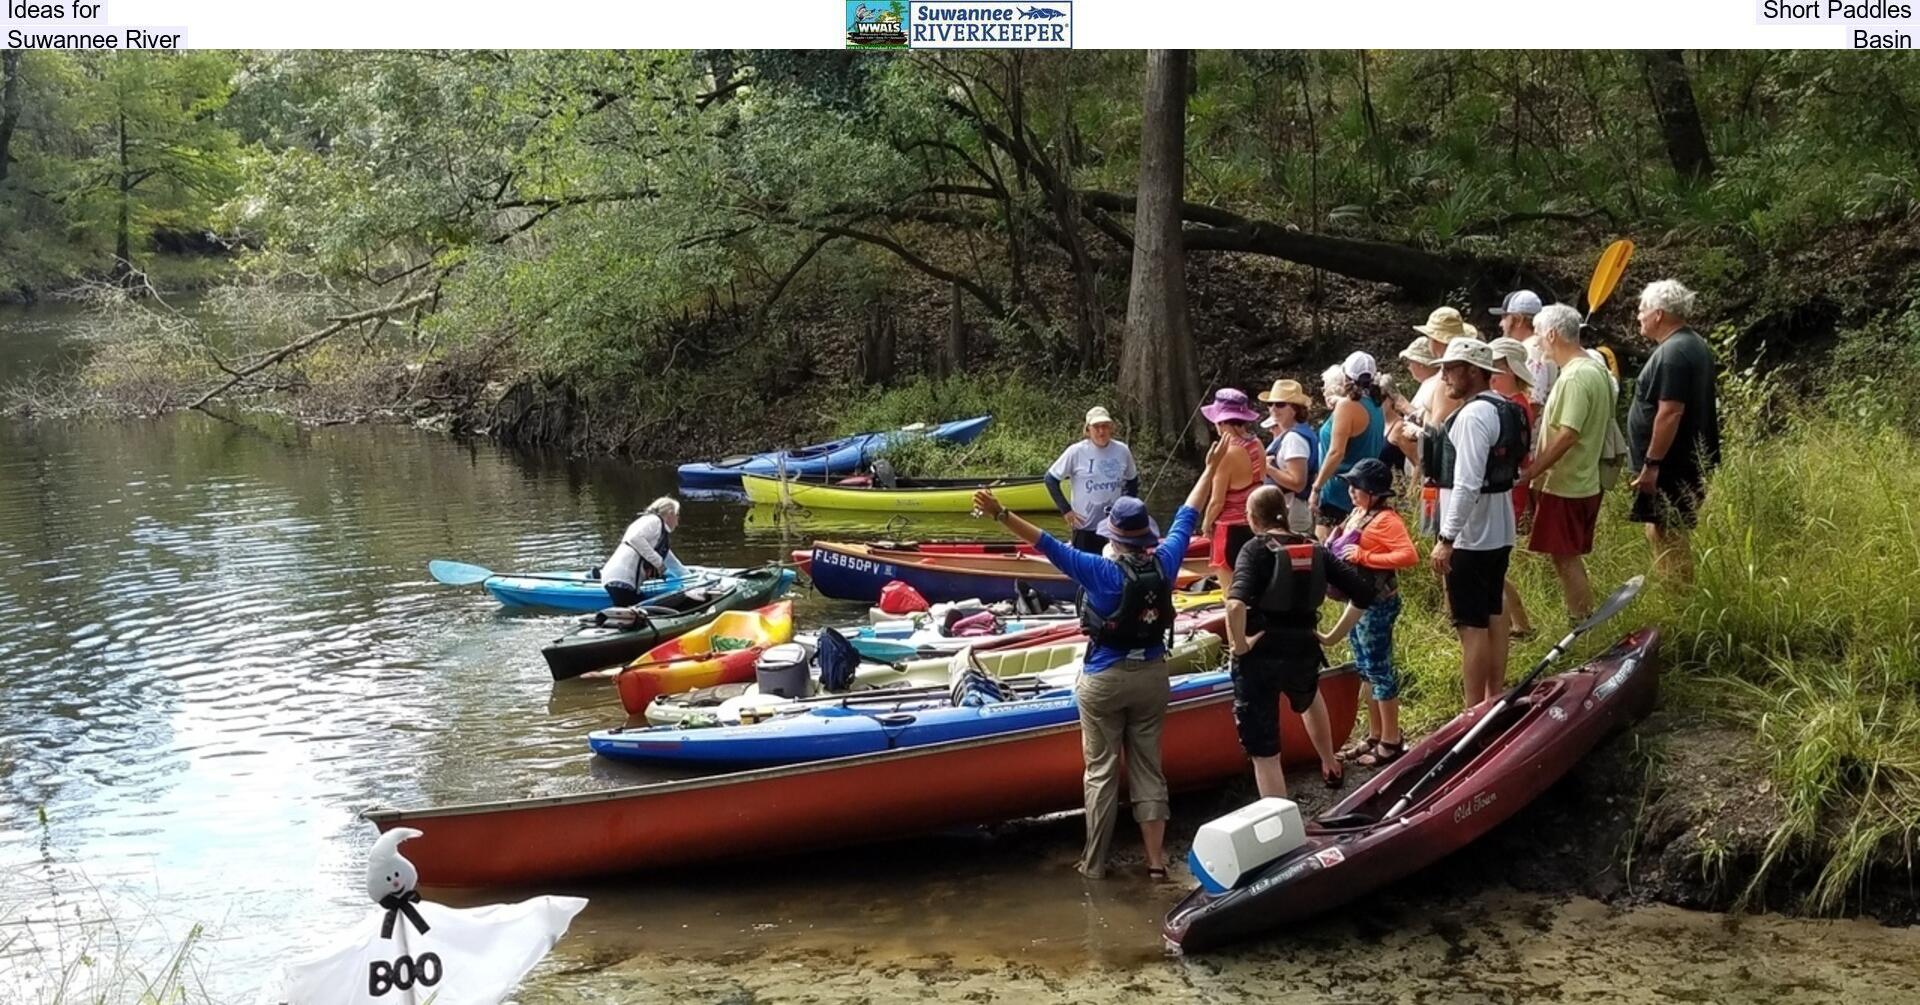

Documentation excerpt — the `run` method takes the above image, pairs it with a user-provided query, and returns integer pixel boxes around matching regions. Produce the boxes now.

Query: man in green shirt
[1518,304,1614,620]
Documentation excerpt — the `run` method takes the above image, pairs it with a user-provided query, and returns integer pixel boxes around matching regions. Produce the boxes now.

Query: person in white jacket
[601,497,688,606]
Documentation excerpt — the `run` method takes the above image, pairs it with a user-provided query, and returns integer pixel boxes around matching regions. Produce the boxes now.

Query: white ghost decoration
[261,828,588,1005]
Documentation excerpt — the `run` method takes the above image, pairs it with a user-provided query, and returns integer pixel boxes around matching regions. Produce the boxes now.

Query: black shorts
[1230,652,1320,758]
[605,584,645,608]
[1628,466,1706,529]
[1445,545,1512,629]
[1378,442,1407,472]
[1069,527,1107,554]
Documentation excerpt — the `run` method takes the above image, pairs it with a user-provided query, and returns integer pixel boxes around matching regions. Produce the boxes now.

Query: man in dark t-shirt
[1627,279,1720,581]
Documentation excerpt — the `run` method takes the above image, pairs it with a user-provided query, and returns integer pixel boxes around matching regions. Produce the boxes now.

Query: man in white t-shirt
[1430,339,1521,710]
[1046,406,1140,553]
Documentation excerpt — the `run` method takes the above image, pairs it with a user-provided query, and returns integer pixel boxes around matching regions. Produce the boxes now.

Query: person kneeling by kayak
[972,442,1225,881]
[1226,486,1380,796]
[601,497,687,607]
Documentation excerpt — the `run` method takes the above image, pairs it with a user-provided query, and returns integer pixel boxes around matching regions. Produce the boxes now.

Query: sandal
[1147,866,1169,881]
[1322,764,1345,790]
[1354,739,1406,768]
[1337,735,1380,761]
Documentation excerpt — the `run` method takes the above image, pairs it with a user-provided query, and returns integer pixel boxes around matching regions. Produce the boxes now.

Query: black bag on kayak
[815,627,861,692]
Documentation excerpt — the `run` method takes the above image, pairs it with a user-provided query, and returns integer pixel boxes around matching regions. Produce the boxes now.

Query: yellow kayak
[741,474,1061,513]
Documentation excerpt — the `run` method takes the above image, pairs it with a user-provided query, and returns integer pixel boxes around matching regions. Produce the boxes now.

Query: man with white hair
[1519,304,1615,619]
[1628,279,1721,581]
[601,496,688,606]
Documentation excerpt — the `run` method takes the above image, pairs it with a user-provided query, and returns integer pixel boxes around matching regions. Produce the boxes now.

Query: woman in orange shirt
[1322,459,1420,766]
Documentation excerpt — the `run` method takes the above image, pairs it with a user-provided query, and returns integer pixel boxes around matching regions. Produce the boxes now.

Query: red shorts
[1529,492,1603,556]
[1210,521,1253,569]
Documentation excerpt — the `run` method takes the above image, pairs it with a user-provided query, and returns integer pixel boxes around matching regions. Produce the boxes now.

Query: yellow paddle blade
[1173,590,1222,611]
[1587,239,1635,317]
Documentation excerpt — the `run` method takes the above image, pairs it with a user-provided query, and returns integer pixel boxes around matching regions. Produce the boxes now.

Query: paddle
[427,560,587,587]
[1384,576,1646,819]
[1583,238,1635,325]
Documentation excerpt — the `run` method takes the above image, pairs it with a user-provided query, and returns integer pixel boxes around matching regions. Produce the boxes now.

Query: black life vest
[1436,392,1529,494]
[1255,537,1328,614]
[1079,553,1176,651]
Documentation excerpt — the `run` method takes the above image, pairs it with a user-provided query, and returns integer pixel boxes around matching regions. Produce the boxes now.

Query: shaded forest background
[4,49,1920,454]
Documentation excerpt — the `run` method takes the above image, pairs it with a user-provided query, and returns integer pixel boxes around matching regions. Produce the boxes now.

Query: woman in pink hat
[1199,388,1268,587]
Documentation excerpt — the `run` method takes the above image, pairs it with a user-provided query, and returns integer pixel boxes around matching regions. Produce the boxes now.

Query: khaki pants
[1074,657,1172,877]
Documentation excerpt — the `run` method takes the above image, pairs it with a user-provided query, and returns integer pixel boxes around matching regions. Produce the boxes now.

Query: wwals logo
[846,1,910,48]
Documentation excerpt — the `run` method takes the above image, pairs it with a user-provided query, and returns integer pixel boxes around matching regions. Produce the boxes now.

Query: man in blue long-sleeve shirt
[974,441,1220,880]
[1045,406,1141,554]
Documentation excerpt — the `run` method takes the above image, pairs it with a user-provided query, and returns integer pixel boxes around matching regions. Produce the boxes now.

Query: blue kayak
[676,415,994,494]
[483,565,743,612]
[588,668,1235,767]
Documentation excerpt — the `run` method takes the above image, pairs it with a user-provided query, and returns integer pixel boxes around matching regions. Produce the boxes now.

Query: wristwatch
[994,509,1011,524]
[1645,457,1664,467]
[1437,536,1454,546]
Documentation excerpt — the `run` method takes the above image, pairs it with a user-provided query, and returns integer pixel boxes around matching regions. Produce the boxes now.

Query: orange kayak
[615,601,795,715]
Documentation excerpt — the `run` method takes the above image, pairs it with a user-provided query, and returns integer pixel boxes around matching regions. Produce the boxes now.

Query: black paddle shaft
[1384,577,1645,819]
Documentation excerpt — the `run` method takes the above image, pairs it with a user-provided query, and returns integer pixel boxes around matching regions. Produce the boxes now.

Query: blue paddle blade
[428,560,496,586]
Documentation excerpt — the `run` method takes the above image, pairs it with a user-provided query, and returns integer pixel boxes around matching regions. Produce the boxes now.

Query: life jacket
[1079,553,1176,651]
[1434,392,1530,494]
[1255,536,1328,614]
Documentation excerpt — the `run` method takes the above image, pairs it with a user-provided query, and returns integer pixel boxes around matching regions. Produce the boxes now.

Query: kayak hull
[540,568,795,680]
[482,565,741,612]
[365,671,1358,888]
[741,475,1057,513]
[1163,629,1661,954]
[804,541,1212,604]
[593,647,1364,771]
[677,416,994,492]
[613,602,796,714]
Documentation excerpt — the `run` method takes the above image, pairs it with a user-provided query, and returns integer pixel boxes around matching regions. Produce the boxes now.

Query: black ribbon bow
[379,890,431,939]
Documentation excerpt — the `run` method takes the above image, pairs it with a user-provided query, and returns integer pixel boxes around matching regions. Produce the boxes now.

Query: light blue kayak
[482,565,743,612]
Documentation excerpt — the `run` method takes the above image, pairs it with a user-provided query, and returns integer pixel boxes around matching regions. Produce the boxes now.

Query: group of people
[975,276,1722,882]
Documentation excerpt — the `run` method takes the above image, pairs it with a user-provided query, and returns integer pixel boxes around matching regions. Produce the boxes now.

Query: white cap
[1341,351,1377,382]
[1085,406,1114,426]
[1490,290,1544,317]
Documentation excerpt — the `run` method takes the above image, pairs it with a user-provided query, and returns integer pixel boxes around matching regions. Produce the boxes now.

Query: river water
[2,305,1917,1003]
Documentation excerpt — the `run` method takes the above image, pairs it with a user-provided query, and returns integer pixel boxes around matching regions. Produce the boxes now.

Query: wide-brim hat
[1097,496,1160,547]
[1084,405,1114,426]
[1200,388,1260,424]
[1438,337,1499,372]
[1398,336,1438,367]
[1257,378,1312,410]
[1344,457,1396,498]
[1487,336,1533,385]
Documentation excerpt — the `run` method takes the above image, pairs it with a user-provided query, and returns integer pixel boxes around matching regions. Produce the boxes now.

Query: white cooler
[1187,797,1305,893]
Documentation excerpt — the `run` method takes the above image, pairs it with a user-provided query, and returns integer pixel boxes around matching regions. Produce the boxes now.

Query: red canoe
[1163,628,1661,953]
[363,666,1361,888]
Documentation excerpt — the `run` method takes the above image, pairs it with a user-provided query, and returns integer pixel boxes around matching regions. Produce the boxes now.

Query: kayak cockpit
[1312,689,1550,831]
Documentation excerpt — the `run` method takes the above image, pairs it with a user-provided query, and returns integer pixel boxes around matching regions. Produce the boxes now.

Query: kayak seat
[1312,811,1377,830]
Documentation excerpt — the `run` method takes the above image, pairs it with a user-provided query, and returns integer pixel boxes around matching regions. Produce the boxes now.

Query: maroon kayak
[1164,628,1661,953]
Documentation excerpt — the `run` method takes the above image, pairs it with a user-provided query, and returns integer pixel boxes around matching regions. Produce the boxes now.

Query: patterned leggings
[1350,593,1402,701]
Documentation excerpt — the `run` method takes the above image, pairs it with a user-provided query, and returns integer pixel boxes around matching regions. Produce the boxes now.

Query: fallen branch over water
[184,291,436,412]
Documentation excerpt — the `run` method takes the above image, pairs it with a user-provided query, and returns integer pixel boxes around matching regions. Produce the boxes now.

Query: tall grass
[1375,370,1920,910]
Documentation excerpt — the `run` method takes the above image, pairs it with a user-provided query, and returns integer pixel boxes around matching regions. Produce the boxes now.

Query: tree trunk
[114,107,133,277]
[1119,50,1203,456]
[1641,50,1715,182]
[945,281,966,378]
[0,51,22,184]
